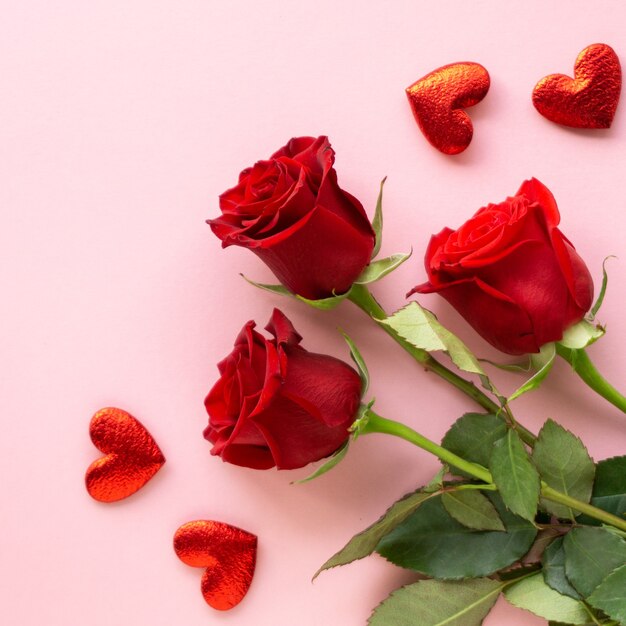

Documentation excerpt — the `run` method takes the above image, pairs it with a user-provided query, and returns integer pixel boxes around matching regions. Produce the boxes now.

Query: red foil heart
[406,62,490,155]
[532,43,621,129]
[173,520,257,610]
[85,407,165,502]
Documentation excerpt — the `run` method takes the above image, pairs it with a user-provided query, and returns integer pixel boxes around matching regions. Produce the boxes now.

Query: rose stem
[556,345,626,413]
[361,410,626,532]
[348,283,537,445]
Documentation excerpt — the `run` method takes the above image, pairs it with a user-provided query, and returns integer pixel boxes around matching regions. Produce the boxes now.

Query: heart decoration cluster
[85,407,257,611]
[406,43,622,154]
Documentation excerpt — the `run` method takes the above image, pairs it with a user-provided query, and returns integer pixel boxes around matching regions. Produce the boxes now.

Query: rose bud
[204,308,362,470]
[410,178,593,355]
[208,136,375,300]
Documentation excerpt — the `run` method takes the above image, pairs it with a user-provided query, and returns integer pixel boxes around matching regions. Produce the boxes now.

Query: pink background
[2,1,625,624]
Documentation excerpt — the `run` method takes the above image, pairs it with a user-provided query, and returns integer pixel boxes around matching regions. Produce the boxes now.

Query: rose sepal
[588,255,615,320]
[354,250,412,286]
[240,274,351,310]
[296,400,375,484]
[371,177,386,259]
[557,319,605,351]
[508,343,556,403]
[341,331,370,394]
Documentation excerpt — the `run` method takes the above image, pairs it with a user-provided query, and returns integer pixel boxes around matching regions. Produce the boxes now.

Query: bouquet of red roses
[207,136,625,625]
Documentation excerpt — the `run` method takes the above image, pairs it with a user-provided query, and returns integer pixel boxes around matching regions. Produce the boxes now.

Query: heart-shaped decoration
[85,407,165,502]
[174,520,257,610]
[532,43,621,129]
[406,62,490,155]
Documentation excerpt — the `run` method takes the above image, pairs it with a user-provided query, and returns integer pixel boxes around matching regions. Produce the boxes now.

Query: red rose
[410,178,593,355]
[208,136,375,300]
[204,309,362,470]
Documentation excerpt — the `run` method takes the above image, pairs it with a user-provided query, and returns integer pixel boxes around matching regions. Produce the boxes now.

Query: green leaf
[590,256,615,319]
[376,493,537,579]
[508,342,556,402]
[532,420,596,519]
[587,564,626,624]
[522,527,564,565]
[563,527,626,598]
[314,488,435,578]
[490,430,540,522]
[503,573,590,624]
[296,440,350,484]
[442,490,506,531]
[559,319,605,350]
[586,456,626,524]
[371,177,386,259]
[368,578,502,626]
[442,413,508,479]
[340,332,369,395]
[380,302,500,398]
[542,537,582,599]
[355,251,412,285]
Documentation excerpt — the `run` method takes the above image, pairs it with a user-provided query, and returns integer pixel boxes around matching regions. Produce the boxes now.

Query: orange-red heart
[406,62,490,155]
[173,520,257,610]
[85,407,165,502]
[532,43,621,129]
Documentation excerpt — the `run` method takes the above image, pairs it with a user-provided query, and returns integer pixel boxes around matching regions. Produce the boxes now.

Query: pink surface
[1,1,625,624]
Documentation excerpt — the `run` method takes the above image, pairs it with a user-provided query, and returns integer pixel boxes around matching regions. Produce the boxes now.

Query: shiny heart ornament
[406,62,490,155]
[85,407,165,502]
[532,43,621,129]
[174,520,257,610]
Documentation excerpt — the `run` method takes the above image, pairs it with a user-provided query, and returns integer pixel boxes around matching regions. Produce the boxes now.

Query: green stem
[363,410,626,532]
[540,485,626,530]
[556,345,626,413]
[361,410,492,483]
[349,284,537,446]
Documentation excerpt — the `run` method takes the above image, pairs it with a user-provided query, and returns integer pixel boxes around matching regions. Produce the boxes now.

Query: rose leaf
[368,578,503,626]
[579,455,626,525]
[587,564,626,624]
[542,537,582,599]
[503,573,590,624]
[376,493,537,579]
[441,489,506,531]
[380,302,502,400]
[441,413,508,479]
[532,420,595,519]
[490,430,540,523]
[313,488,436,579]
[563,527,626,598]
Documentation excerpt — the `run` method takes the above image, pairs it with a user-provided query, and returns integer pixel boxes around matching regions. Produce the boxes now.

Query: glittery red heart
[406,62,490,155]
[85,407,165,502]
[174,520,257,610]
[532,43,621,129]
